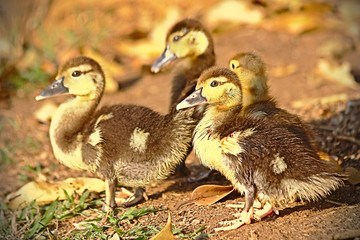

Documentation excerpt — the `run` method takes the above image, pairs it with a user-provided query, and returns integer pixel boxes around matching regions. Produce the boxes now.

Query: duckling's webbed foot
[214,207,253,231]
[121,187,147,207]
[252,203,278,220]
[214,185,255,231]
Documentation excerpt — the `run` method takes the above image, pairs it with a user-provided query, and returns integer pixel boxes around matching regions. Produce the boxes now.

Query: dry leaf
[191,185,234,206]
[117,7,180,62]
[33,101,58,123]
[205,0,263,28]
[264,1,334,35]
[269,64,298,77]
[150,212,174,240]
[317,37,355,60]
[109,233,120,240]
[315,59,358,89]
[264,13,323,35]
[6,177,105,210]
[317,152,343,173]
[345,167,360,186]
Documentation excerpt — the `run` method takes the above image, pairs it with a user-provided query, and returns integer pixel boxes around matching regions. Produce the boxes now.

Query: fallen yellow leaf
[264,13,323,35]
[117,7,180,62]
[109,233,120,240]
[191,185,234,206]
[269,64,298,77]
[204,0,263,28]
[315,59,358,89]
[6,177,105,210]
[150,212,174,240]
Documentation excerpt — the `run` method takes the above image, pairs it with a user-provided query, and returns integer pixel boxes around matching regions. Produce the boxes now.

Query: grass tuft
[1,190,209,239]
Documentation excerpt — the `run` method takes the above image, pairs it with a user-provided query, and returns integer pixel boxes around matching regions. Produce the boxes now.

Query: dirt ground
[1,0,360,239]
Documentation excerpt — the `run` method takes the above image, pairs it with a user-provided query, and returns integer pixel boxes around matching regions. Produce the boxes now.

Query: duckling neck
[199,105,241,135]
[49,96,99,170]
[171,52,216,106]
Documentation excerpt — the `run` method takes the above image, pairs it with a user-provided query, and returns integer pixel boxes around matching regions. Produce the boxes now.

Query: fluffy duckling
[151,18,216,176]
[36,57,196,211]
[229,52,340,169]
[152,18,216,112]
[177,67,344,231]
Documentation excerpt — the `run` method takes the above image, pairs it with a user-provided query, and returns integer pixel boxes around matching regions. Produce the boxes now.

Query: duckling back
[81,104,196,187]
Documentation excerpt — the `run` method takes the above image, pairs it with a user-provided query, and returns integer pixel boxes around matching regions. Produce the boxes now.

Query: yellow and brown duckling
[152,18,216,113]
[177,66,344,231]
[151,18,216,177]
[36,56,196,211]
[229,52,341,171]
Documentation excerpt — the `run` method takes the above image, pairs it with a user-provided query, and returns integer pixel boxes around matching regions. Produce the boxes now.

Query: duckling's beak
[151,45,177,73]
[176,88,207,110]
[35,77,69,101]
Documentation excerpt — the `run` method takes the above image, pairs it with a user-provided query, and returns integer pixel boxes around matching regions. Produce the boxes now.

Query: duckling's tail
[281,172,345,202]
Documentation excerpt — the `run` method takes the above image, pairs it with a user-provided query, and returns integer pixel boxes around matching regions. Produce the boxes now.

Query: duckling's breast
[193,126,222,170]
[193,116,239,183]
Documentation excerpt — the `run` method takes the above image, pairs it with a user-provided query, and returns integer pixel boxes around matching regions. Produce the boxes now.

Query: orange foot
[227,201,278,220]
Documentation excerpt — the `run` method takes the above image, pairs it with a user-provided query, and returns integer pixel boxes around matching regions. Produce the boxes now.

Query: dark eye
[72,71,81,77]
[173,35,180,42]
[210,81,218,87]
[231,63,236,70]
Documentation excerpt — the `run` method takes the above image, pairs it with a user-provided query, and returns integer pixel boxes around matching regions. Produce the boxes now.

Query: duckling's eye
[210,81,219,87]
[173,35,180,42]
[72,71,81,77]
[231,63,236,70]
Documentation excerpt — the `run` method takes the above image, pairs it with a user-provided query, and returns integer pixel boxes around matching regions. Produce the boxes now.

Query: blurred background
[0,0,359,105]
[0,0,360,238]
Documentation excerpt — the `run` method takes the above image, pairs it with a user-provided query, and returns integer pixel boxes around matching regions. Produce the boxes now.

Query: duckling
[152,18,216,113]
[36,56,196,211]
[229,52,340,170]
[151,18,216,177]
[176,66,344,231]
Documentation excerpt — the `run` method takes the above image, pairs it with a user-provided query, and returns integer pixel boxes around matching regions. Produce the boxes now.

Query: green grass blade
[26,200,58,238]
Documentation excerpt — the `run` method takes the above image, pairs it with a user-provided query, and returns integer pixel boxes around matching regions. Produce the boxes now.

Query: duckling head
[177,67,242,110]
[151,18,214,73]
[36,57,105,101]
[229,52,268,103]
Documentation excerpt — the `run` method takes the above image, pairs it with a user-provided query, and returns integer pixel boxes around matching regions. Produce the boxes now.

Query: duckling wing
[82,104,169,161]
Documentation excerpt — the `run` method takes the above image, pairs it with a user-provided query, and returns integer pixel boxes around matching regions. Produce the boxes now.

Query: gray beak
[176,88,207,110]
[35,77,69,101]
[151,45,177,73]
